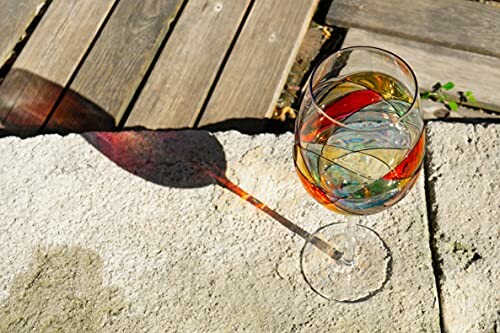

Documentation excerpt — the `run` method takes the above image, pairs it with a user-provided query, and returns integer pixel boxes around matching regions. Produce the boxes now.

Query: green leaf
[448,101,458,111]
[437,96,445,103]
[465,91,478,103]
[442,82,455,91]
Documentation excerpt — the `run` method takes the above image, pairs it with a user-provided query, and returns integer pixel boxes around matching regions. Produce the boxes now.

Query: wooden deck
[0,0,499,138]
[0,0,317,137]
[328,0,500,118]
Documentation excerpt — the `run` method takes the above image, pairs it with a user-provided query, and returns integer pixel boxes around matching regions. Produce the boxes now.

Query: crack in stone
[423,128,445,333]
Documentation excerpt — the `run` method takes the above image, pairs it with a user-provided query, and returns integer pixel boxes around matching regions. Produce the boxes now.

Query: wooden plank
[125,0,252,129]
[327,0,500,58]
[198,0,318,127]
[422,100,500,121]
[0,0,44,66]
[0,0,117,137]
[47,0,184,132]
[343,29,500,113]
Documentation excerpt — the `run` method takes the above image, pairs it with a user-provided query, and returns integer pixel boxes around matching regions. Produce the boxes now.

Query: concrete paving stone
[426,122,499,333]
[0,130,439,332]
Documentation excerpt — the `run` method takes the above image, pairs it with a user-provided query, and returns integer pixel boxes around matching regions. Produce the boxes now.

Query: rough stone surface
[426,123,500,333]
[0,130,439,332]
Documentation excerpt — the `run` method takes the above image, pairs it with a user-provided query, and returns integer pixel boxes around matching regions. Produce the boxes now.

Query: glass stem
[341,218,356,266]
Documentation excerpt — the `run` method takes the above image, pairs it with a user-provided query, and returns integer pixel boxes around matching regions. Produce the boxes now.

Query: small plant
[420,81,477,111]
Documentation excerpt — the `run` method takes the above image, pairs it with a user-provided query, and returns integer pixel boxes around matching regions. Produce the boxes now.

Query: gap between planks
[125,0,254,129]
[46,0,186,132]
[198,0,319,127]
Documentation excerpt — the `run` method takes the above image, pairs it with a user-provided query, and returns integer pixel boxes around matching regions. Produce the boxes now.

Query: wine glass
[293,46,425,302]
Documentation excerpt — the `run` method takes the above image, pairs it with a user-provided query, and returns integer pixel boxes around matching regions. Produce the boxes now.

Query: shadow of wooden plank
[327,0,500,58]
[124,0,252,129]
[0,0,44,66]
[343,29,500,114]
[48,0,185,131]
[198,0,319,127]
[0,0,117,137]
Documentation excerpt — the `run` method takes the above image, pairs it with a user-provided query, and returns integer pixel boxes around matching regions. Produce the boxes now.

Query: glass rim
[307,45,420,130]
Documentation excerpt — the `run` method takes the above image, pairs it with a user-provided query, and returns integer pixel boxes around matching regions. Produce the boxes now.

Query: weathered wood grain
[198,0,319,127]
[48,0,184,131]
[343,29,500,113]
[0,0,117,136]
[327,0,500,58]
[125,0,252,129]
[0,0,44,66]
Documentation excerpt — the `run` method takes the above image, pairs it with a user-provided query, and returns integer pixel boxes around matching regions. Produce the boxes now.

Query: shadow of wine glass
[84,128,336,240]
[82,128,319,239]
[82,126,391,303]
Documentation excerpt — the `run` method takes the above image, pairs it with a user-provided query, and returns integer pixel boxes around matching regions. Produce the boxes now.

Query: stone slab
[426,123,500,333]
[0,130,439,332]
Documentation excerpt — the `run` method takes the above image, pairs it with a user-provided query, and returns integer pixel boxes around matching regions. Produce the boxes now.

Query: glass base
[300,222,392,302]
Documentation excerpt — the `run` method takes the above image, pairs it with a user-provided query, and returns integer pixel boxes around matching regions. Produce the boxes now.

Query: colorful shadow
[83,130,340,258]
